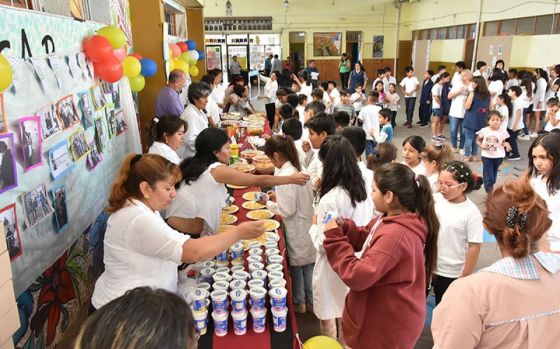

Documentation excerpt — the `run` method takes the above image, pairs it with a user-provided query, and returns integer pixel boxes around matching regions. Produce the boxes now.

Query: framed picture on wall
[38,104,62,141]
[115,110,127,135]
[313,32,342,57]
[94,114,107,152]
[373,35,384,58]
[91,85,107,110]
[51,185,68,232]
[0,94,6,134]
[86,141,103,171]
[19,116,43,171]
[56,95,80,130]
[21,183,54,229]
[0,133,18,195]
[1,203,22,261]
[68,127,91,161]
[77,90,95,129]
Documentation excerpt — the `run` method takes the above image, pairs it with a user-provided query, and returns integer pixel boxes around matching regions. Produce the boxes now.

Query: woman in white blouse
[91,153,265,311]
[167,128,309,236]
[147,115,187,164]
[259,70,280,128]
[179,82,217,159]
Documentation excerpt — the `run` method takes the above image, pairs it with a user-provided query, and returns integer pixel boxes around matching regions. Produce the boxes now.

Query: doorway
[289,32,305,73]
[397,40,413,81]
[464,39,475,70]
[346,31,362,65]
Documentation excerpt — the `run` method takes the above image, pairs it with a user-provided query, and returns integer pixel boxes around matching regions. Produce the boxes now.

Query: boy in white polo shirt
[400,66,420,128]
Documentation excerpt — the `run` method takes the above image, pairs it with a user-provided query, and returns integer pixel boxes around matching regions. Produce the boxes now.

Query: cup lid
[230,289,247,300]
[268,287,287,298]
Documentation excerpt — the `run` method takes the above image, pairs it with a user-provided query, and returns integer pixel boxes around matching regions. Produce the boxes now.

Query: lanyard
[355,217,383,259]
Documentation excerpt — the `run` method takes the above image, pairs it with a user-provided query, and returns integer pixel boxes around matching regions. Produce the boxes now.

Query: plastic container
[230,279,246,290]
[249,286,267,310]
[200,268,216,284]
[232,271,250,281]
[248,241,262,249]
[269,287,288,308]
[216,249,229,262]
[213,280,229,291]
[231,242,244,261]
[271,307,288,332]
[196,282,212,292]
[248,247,262,256]
[251,270,268,283]
[264,241,278,250]
[265,263,283,273]
[269,278,287,289]
[265,248,280,257]
[247,279,265,289]
[210,289,229,313]
[247,255,263,264]
[193,309,208,335]
[230,289,248,312]
[213,272,232,283]
[250,307,267,333]
[215,260,229,268]
[212,311,229,336]
[215,267,230,274]
[190,288,209,311]
[268,270,284,281]
[267,254,283,265]
[202,260,216,269]
[232,310,248,335]
[231,265,245,273]
[249,262,265,273]
[231,259,245,267]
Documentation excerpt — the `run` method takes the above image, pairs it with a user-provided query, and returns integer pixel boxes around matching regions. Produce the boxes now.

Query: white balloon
[188,50,200,61]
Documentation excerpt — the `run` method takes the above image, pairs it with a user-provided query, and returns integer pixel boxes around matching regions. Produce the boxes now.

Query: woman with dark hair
[323,162,439,349]
[180,82,215,159]
[339,53,351,90]
[432,178,560,348]
[259,70,280,128]
[90,154,265,311]
[491,59,508,83]
[78,287,197,349]
[147,115,187,164]
[348,62,367,94]
[307,135,369,344]
[462,76,492,162]
[518,70,536,140]
[292,70,313,101]
[166,128,309,236]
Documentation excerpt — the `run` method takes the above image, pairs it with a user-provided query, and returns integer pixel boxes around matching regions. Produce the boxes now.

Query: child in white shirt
[476,111,511,192]
[385,83,400,129]
[400,66,420,127]
[506,86,524,160]
[544,97,560,132]
[495,93,511,132]
[358,92,381,157]
[401,135,426,176]
[350,84,366,115]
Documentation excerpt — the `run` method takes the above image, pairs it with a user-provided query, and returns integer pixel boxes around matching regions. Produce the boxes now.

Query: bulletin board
[0,6,142,297]
[476,35,513,70]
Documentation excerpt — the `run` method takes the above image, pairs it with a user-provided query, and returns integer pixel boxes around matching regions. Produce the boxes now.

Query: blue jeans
[291,263,314,305]
[462,126,479,157]
[365,139,377,157]
[405,97,416,125]
[482,157,503,192]
[449,116,465,149]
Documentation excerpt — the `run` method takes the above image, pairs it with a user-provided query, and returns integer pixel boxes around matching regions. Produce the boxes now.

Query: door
[227,45,249,76]
[464,39,475,71]
[397,40,413,81]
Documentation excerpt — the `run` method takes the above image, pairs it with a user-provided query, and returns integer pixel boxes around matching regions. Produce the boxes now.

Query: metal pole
[471,0,483,71]
[393,3,400,74]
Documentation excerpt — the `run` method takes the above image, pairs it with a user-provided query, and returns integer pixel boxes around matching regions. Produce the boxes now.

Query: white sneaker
[519,135,531,141]
[459,149,465,155]
[529,132,539,138]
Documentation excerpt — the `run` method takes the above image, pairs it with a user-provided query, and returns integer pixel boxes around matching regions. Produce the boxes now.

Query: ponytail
[415,174,439,283]
[263,135,301,171]
[108,153,181,213]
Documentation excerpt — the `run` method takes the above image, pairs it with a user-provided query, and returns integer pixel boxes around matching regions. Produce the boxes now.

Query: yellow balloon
[179,52,190,63]
[122,56,141,77]
[169,59,176,71]
[190,59,198,66]
[303,336,343,349]
[97,25,126,49]
[174,59,189,73]
[189,65,199,77]
[0,54,13,92]
[129,74,145,92]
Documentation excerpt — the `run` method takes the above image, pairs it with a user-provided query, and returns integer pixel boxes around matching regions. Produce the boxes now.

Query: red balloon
[177,42,188,52]
[84,35,114,63]
[94,55,123,82]
[128,52,143,60]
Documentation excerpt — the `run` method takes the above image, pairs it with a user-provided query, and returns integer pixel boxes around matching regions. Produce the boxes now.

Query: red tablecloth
[198,185,300,349]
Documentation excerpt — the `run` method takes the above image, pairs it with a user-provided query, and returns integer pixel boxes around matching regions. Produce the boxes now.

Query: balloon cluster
[168,39,204,77]
[84,25,158,92]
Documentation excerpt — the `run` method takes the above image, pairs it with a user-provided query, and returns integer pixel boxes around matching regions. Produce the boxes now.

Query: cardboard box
[0,306,19,345]
[0,281,16,318]
[0,252,12,287]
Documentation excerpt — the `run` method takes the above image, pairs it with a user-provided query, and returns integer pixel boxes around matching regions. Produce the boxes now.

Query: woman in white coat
[91,153,265,311]
[179,82,216,159]
[309,135,371,345]
[264,135,316,314]
[166,128,309,236]
[147,115,187,165]
[259,70,280,128]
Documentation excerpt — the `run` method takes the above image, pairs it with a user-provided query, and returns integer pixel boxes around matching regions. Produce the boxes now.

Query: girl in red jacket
[323,163,439,349]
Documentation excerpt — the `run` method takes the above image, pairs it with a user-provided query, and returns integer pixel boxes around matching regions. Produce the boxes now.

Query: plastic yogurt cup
[264,248,280,257]
[247,255,263,264]
[250,307,267,333]
[269,278,287,289]
[230,242,244,261]
[202,260,216,269]
[213,272,232,283]
[248,286,267,310]
[200,268,216,284]
[211,311,228,336]
[231,265,245,273]
[190,289,209,311]
[232,270,250,281]
[271,307,288,332]
[268,287,288,309]
[265,263,283,273]
[193,309,208,335]
[231,309,248,335]
[230,279,246,290]
[268,270,284,280]
[212,280,230,292]
[247,279,265,289]
[230,289,247,312]
[248,262,265,273]
[210,289,229,313]
[267,254,283,265]
[248,247,262,256]
[250,270,268,283]
[196,282,212,292]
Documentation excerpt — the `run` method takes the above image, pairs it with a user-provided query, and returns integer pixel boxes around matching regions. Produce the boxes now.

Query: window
[205,17,273,32]
[456,25,466,39]
[535,15,554,35]
[429,28,438,40]
[516,17,534,35]
[437,27,447,39]
[421,30,429,40]
[0,0,32,8]
[484,21,498,36]
[164,6,178,36]
[448,26,457,39]
[499,19,516,35]
[557,14,560,33]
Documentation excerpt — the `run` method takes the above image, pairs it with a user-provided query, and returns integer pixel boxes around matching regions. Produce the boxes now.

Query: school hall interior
[0,0,558,349]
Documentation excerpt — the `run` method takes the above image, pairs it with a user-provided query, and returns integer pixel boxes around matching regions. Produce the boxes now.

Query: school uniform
[180,104,209,159]
[359,104,381,156]
[308,186,371,320]
[419,79,434,125]
[400,76,420,126]
[531,175,560,251]
[91,199,190,309]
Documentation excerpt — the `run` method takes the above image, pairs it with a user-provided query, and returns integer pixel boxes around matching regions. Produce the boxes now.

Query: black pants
[339,72,350,90]
[419,102,432,125]
[432,274,457,305]
[265,102,276,129]
[391,110,397,129]
[264,69,271,77]
[507,128,520,158]
[404,97,416,125]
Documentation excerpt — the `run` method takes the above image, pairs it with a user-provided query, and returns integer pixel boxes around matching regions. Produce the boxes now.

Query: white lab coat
[180,104,208,159]
[148,141,181,165]
[275,161,316,266]
[259,74,278,103]
[309,186,371,320]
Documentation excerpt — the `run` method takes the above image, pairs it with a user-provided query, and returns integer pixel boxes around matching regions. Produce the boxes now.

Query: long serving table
[197,186,301,349]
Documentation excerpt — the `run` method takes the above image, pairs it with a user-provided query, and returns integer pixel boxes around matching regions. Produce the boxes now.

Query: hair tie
[414,174,420,187]
[506,206,528,231]
[153,117,159,123]
[281,134,288,141]
[131,154,142,166]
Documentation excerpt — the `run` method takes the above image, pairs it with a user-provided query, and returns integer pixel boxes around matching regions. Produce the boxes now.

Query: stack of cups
[190,288,210,335]
[230,242,244,262]
[211,289,229,336]
[230,288,248,335]
[269,287,289,332]
[249,286,268,333]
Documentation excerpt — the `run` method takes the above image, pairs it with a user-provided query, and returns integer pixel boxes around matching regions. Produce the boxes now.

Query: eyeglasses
[436,180,464,190]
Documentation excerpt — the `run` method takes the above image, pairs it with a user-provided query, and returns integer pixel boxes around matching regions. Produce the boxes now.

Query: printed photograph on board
[68,128,91,161]
[106,106,117,138]
[1,203,22,261]
[86,141,103,171]
[112,84,121,109]
[51,185,68,232]
[0,133,17,195]
[91,84,107,110]
[373,35,384,58]
[19,116,43,171]
[115,110,127,135]
[94,114,106,151]
[56,95,80,130]
[38,104,62,141]
[22,183,54,229]
[47,140,74,180]
[77,90,95,129]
